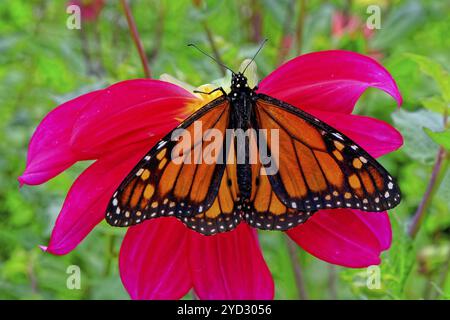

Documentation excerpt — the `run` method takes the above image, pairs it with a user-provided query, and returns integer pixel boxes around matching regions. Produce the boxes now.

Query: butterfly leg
[193,87,227,96]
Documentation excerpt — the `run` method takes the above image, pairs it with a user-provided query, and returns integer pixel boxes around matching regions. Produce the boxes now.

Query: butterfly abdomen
[237,163,252,199]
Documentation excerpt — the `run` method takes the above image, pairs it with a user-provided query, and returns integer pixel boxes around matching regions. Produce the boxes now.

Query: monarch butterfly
[105,43,401,235]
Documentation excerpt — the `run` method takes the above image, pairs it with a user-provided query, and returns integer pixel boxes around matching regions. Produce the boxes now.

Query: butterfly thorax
[229,73,256,128]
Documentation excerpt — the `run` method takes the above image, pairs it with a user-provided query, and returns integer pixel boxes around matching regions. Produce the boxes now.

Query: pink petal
[119,218,192,300]
[332,12,361,38]
[287,209,391,268]
[19,90,101,185]
[189,224,274,300]
[331,12,346,38]
[69,0,105,21]
[258,50,402,114]
[71,79,198,157]
[352,211,392,251]
[309,110,403,158]
[46,141,154,255]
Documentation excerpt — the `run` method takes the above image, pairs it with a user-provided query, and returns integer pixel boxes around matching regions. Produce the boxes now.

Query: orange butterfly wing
[242,129,315,230]
[253,94,401,213]
[106,96,234,231]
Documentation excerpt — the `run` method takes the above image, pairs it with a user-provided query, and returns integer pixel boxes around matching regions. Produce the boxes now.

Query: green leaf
[392,109,444,164]
[424,127,450,151]
[239,59,259,89]
[422,95,449,115]
[406,53,450,102]
[372,1,424,49]
[381,216,416,298]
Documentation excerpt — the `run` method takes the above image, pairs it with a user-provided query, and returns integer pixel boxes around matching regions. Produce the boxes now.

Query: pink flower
[331,11,383,60]
[68,0,105,22]
[332,11,374,40]
[20,50,402,299]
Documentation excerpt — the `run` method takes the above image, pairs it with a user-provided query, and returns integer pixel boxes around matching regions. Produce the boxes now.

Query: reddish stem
[408,147,446,238]
[286,238,308,299]
[408,112,448,238]
[250,0,263,43]
[120,0,151,78]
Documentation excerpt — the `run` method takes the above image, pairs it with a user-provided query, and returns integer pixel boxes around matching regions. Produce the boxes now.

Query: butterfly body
[105,71,401,235]
[229,73,258,200]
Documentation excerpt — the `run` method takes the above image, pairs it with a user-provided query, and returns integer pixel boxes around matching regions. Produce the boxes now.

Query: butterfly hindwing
[186,135,244,234]
[242,128,316,230]
[254,94,401,213]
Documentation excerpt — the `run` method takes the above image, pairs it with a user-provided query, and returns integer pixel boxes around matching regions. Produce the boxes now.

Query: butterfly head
[230,72,250,92]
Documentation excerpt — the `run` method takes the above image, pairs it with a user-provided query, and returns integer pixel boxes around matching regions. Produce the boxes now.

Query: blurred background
[0,0,448,299]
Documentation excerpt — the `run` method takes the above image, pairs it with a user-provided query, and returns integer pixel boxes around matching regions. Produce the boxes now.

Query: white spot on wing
[332,132,344,140]
[157,140,167,149]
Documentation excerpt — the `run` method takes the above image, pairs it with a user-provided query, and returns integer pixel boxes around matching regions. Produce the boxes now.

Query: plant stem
[408,147,447,238]
[149,2,165,64]
[286,238,308,299]
[423,274,434,300]
[249,0,263,43]
[202,21,226,76]
[103,234,116,277]
[27,255,38,294]
[408,112,449,238]
[79,26,97,77]
[432,248,450,299]
[343,0,353,18]
[328,265,338,299]
[295,0,306,55]
[93,17,106,76]
[120,0,151,78]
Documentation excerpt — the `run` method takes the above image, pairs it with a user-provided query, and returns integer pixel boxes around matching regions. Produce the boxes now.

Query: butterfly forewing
[254,94,401,213]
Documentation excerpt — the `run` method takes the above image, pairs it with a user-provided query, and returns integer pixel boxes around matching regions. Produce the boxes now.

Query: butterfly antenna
[188,43,235,74]
[242,38,268,74]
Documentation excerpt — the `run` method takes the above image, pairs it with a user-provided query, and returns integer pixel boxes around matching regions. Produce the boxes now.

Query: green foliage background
[0,0,449,299]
